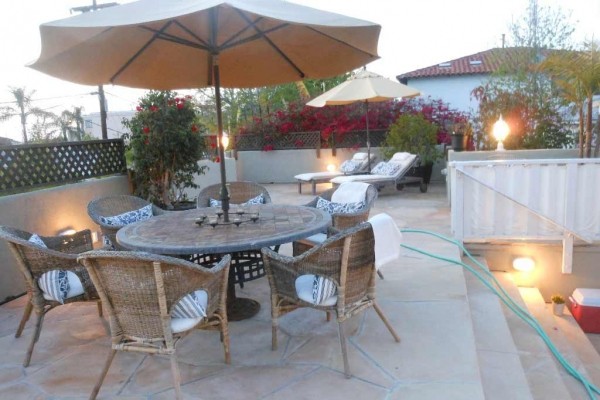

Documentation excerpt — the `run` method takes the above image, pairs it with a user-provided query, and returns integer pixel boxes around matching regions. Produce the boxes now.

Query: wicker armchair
[262,223,399,378]
[196,181,273,207]
[87,195,166,250]
[292,183,378,256]
[78,251,231,400]
[0,226,102,367]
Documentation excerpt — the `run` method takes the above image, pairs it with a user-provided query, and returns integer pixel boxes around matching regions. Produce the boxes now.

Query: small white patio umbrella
[307,69,420,171]
[29,0,381,220]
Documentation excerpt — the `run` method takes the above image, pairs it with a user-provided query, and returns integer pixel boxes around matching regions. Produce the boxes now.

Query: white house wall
[406,75,489,114]
[84,111,134,140]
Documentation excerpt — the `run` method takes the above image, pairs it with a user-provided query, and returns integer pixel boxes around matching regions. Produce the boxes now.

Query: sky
[0,0,598,141]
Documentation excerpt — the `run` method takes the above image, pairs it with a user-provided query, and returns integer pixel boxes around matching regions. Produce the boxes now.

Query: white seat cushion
[170,289,209,334]
[171,317,204,334]
[300,233,327,245]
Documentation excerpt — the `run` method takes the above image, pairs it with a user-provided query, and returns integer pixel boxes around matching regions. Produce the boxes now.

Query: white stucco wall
[0,175,131,302]
[84,111,135,140]
[405,75,489,114]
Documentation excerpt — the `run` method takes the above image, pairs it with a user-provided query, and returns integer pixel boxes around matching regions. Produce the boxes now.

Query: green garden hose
[399,228,599,399]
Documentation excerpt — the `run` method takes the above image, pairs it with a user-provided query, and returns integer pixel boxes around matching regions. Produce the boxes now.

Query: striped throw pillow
[171,290,208,319]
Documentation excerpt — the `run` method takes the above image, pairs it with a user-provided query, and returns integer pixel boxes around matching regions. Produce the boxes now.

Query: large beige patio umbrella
[307,69,420,171]
[29,0,381,220]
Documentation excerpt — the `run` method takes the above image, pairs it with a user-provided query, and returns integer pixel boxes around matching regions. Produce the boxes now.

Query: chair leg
[90,349,117,400]
[170,354,183,400]
[221,318,231,364]
[23,312,44,367]
[337,321,351,379]
[16,299,33,338]
[325,311,331,322]
[373,302,400,343]
[271,304,279,351]
[96,300,103,318]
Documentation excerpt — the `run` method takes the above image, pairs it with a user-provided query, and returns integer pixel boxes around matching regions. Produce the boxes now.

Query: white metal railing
[449,158,600,273]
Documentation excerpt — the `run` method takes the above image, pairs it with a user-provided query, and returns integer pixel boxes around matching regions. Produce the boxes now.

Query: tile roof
[397,47,553,80]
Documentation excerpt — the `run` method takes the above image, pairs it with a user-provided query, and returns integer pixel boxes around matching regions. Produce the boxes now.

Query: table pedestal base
[227,297,260,321]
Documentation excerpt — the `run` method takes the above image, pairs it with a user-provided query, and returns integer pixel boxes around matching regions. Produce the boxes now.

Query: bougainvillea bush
[122,91,207,208]
[238,97,471,151]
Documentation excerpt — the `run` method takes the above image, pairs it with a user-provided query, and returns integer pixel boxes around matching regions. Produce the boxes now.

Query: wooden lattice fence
[233,129,387,151]
[0,139,127,194]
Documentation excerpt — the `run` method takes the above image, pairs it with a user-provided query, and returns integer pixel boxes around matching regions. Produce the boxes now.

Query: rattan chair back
[303,184,377,230]
[78,251,231,400]
[196,181,272,207]
[262,222,399,378]
[0,225,101,367]
[87,195,165,250]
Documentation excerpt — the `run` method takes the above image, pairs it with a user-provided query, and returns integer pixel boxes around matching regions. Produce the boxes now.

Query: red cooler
[568,288,600,333]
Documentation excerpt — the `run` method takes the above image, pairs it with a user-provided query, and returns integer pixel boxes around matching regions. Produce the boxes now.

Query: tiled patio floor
[0,182,487,399]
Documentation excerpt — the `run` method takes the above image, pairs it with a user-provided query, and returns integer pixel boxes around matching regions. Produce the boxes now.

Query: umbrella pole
[365,101,371,172]
[213,57,230,222]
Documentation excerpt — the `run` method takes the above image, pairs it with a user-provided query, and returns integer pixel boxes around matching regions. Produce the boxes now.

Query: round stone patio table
[117,204,331,320]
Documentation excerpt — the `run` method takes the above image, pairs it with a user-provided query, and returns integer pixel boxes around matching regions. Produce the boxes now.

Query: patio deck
[0,182,597,399]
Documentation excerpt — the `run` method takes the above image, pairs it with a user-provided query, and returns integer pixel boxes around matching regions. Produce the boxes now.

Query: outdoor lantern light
[220,133,230,150]
[513,257,535,272]
[326,163,336,172]
[492,114,509,151]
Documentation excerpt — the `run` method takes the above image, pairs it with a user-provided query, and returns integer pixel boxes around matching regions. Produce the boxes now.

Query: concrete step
[519,286,600,399]
[463,257,533,400]
[493,272,577,399]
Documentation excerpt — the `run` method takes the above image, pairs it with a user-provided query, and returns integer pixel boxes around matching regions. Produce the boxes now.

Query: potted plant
[382,114,442,185]
[551,294,566,316]
[450,120,473,152]
[123,91,208,210]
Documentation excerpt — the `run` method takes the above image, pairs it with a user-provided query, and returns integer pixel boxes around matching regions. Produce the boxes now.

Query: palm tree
[0,87,46,144]
[538,41,600,157]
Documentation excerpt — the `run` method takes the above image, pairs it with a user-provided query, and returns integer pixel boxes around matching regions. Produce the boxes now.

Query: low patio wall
[235,147,445,183]
[0,175,130,302]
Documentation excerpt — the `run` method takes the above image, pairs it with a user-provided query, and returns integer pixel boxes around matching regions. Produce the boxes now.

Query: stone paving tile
[357,300,481,384]
[389,382,485,400]
[260,367,390,400]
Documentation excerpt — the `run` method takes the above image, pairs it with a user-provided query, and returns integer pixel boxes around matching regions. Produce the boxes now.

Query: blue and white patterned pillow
[38,270,70,304]
[340,159,360,174]
[372,162,401,176]
[103,235,116,251]
[316,197,365,214]
[209,193,264,208]
[28,233,47,248]
[171,290,208,319]
[99,204,153,226]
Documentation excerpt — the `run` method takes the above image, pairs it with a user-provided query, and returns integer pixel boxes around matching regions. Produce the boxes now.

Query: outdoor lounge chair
[87,195,167,250]
[77,251,231,400]
[294,152,375,195]
[262,222,400,378]
[330,152,419,190]
[0,226,102,367]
